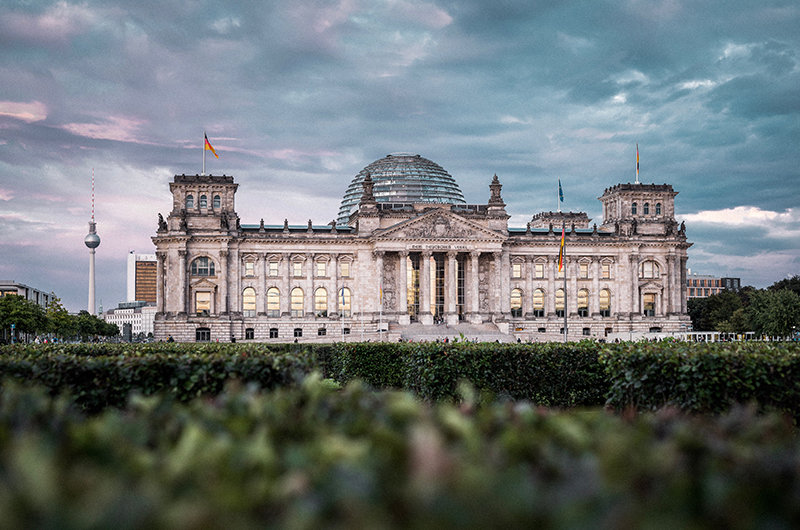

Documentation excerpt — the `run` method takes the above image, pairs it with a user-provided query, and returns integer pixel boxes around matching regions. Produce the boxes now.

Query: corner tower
[598,183,679,237]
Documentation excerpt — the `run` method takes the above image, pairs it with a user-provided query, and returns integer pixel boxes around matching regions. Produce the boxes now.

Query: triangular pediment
[639,280,663,290]
[375,209,506,243]
[190,278,219,290]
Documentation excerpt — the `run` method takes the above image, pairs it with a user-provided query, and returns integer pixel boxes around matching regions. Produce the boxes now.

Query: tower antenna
[84,168,101,315]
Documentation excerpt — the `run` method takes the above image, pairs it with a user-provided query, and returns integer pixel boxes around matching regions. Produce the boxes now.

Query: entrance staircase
[390,322,515,343]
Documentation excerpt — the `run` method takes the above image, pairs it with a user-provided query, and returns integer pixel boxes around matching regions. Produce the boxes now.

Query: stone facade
[152,172,692,342]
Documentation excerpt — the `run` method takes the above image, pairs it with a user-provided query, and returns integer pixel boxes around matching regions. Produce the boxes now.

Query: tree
[46,296,77,340]
[747,289,800,337]
[0,294,48,341]
[769,275,800,297]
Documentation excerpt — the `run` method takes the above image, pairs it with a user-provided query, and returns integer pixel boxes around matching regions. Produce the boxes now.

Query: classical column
[374,250,384,316]
[178,249,187,316]
[257,253,266,316]
[305,253,314,317]
[398,251,409,324]
[590,258,600,316]
[446,251,458,324]
[282,253,291,317]
[218,249,229,315]
[569,258,578,317]
[630,255,640,314]
[420,250,432,325]
[469,251,480,323]
[330,253,339,317]
[547,256,557,317]
[500,251,511,314]
[156,251,166,314]
[492,252,503,316]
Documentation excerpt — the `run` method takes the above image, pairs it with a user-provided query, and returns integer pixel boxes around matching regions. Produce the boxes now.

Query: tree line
[0,295,119,343]
[688,275,800,337]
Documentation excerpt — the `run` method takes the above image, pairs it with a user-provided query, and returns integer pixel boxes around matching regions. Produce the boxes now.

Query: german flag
[204,133,218,158]
[558,224,565,271]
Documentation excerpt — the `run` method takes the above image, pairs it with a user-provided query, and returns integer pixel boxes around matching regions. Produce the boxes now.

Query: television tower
[84,168,101,315]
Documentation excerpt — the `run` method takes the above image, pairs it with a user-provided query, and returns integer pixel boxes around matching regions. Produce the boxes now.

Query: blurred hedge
[2,379,800,529]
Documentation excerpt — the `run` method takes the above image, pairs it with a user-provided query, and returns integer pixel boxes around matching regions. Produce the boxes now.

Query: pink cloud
[0,101,48,123]
[61,116,148,142]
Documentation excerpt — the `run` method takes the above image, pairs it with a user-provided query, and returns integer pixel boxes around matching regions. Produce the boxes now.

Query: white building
[152,154,692,343]
[103,301,158,338]
[0,280,56,308]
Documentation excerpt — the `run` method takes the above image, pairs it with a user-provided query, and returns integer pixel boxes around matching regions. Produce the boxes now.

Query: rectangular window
[535,263,544,278]
[602,263,610,279]
[690,288,695,296]
[244,261,255,277]
[580,263,589,279]
[293,262,303,277]
[195,292,211,316]
[316,261,326,277]
[512,263,522,278]
[245,328,254,340]
[341,262,350,277]
[269,328,279,339]
[269,261,279,277]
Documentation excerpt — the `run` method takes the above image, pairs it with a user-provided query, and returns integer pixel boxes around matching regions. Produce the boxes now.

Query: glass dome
[337,153,466,225]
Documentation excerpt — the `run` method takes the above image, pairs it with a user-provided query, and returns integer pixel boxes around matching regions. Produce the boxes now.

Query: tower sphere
[84,232,100,249]
[337,153,466,225]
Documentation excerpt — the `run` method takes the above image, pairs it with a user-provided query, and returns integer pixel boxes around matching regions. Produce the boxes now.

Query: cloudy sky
[1,0,798,312]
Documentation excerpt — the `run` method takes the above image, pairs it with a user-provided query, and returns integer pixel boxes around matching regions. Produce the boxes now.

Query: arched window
[577,289,589,317]
[510,289,523,318]
[533,289,545,318]
[191,257,215,276]
[631,202,637,215]
[186,194,194,209]
[314,288,327,317]
[599,289,611,317]
[339,287,351,318]
[655,203,661,215]
[267,287,280,317]
[213,195,221,209]
[242,287,256,317]
[291,287,304,317]
[643,203,649,215]
[556,288,565,318]
[639,261,660,279]
[199,195,207,208]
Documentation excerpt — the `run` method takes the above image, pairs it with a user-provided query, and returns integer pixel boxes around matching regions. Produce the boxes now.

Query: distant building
[685,270,741,299]
[0,280,56,308]
[127,252,157,303]
[103,301,157,338]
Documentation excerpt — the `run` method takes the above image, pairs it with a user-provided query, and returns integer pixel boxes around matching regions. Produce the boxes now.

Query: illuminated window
[555,288,565,318]
[533,289,545,317]
[242,287,256,317]
[244,261,255,277]
[191,257,215,276]
[195,292,211,316]
[639,261,660,279]
[578,289,589,317]
[602,263,610,279]
[339,288,351,318]
[512,263,522,278]
[293,261,303,277]
[186,194,194,209]
[269,261,279,277]
[314,288,327,317]
[316,261,327,277]
[580,263,588,279]
[291,288,304,317]
[510,289,523,317]
[535,263,544,278]
[599,289,611,317]
[199,195,207,208]
[341,262,350,277]
[643,293,656,316]
[267,287,280,317]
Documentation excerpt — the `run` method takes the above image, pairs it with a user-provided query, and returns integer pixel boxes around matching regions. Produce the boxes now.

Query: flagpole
[563,219,568,343]
[202,131,206,176]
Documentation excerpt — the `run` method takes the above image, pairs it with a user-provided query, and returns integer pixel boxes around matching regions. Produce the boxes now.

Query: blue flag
[558,179,564,202]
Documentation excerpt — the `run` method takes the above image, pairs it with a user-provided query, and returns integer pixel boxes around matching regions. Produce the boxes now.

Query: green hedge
[320,341,609,406]
[601,341,800,417]
[2,379,800,529]
[0,343,316,413]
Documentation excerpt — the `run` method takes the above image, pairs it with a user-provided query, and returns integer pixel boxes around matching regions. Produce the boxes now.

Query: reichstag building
[152,153,692,342]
